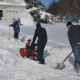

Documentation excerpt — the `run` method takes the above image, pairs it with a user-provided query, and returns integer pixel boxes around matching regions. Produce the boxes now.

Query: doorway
[0,10,3,20]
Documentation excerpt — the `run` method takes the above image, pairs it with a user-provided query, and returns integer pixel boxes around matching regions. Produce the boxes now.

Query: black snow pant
[14,31,19,39]
[37,41,46,62]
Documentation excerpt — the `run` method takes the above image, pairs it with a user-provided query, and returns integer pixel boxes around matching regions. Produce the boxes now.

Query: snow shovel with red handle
[55,51,73,70]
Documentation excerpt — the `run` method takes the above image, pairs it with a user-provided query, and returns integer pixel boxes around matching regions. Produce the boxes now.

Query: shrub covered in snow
[25,0,53,24]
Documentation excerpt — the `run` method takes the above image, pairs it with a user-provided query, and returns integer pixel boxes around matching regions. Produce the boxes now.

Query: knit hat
[36,22,41,27]
[12,18,16,22]
[66,21,72,26]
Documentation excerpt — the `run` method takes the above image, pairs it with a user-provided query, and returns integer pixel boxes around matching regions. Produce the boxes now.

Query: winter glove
[31,42,34,47]
[9,24,12,26]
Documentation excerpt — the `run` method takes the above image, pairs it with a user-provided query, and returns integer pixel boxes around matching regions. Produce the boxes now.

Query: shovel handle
[62,51,72,64]
[8,26,11,39]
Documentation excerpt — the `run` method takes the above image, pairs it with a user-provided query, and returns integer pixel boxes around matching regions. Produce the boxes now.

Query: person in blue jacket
[10,18,20,39]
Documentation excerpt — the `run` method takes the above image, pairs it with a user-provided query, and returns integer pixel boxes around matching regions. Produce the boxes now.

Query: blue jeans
[72,44,80,73]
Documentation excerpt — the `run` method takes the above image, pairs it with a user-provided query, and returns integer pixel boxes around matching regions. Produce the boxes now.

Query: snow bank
[40,11,52,19]
[0,19,80,80]
[19,10,35,26]
[26,7,38,12]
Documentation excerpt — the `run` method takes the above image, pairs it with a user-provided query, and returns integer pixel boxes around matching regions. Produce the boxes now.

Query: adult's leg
[72,44,80,73]
[37,42,46,64]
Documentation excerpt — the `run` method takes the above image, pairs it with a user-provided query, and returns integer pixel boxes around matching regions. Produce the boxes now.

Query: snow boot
[39,59,45,64]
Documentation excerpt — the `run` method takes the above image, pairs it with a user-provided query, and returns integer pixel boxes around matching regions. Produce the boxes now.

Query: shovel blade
[55,63,65,70]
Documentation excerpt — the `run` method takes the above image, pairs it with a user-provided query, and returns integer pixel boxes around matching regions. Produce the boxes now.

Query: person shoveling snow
[67,21,80,74]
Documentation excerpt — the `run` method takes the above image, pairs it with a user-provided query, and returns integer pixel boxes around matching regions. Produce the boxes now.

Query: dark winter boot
[39,59,45,64]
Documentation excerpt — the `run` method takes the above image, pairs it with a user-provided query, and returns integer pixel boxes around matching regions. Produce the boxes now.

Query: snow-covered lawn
[0,12,80,80]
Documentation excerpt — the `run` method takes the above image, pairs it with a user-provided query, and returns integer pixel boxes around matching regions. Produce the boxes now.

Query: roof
[0,1,26,7]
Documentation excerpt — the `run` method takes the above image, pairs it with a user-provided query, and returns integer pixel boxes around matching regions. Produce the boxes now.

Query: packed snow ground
[0,13,80,80]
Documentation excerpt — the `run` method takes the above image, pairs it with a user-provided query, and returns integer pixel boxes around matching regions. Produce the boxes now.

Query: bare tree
[47,0,80,21]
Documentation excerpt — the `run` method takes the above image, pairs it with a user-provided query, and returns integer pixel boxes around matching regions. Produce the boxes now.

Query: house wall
[0,5,5,19]
[2,0,19,3]
[0,5,25,20]
[3,9,20,20]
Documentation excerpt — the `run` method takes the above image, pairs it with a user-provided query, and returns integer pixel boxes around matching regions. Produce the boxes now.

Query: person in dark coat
[10,18,20,39]
[67,21,80,73]
[31,22,47,64]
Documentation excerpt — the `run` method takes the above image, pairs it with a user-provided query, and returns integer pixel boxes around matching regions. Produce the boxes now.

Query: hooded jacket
[11,20,20,31]
[32,23,47,44]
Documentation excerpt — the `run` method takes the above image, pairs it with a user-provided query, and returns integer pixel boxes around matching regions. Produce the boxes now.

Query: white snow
[0,1,26,6]
[26,7,53,22]
[26,7,38,12]
[0,11,80,80]
[40,11,52,19]
[19,10,35,26]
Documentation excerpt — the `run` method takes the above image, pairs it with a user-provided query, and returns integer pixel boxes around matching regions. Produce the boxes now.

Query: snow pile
[27,7,38,12]
[26,4,53,23]
[19,10,35,26]
[40,11,51,19]
[0,17,80,80]
[40,11,53,23]
[15,0,25,3]
[15,0,26,6]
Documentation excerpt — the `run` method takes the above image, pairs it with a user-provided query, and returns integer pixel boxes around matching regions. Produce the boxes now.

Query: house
[0,0,26,20]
